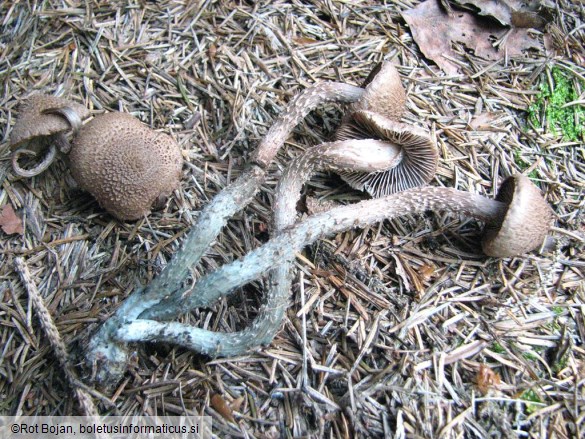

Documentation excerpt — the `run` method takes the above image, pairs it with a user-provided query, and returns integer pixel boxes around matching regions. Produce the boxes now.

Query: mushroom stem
[10,103,85,177]
[142,138,404,319]
[274,139,404,231]
[137,82,364,316]
[117,184,509,356]
[85,82,364,385]
[140,139,506,324]
[12,144,58,177]
[251,82,366,168]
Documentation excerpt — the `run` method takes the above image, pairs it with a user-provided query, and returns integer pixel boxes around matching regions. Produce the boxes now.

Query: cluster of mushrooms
[9,63,554,387]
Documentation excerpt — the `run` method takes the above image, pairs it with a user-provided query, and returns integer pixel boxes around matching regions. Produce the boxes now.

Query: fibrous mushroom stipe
[115,174,553,357]
[85,77,367,386]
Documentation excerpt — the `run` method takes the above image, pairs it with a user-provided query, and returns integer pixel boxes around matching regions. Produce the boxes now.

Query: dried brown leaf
[418,263,436,281]
[211,394,236,423]
[450,0,554,28]
[476,364,502,395]
[450,0,517,26]
[402,0,543,75]
[0,204,24,235]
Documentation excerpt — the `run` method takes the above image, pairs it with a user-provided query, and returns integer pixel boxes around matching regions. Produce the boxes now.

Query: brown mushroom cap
[349,61,406,121]
[482,174,553,257]
[69,112,183,221]
[335,110,438,196]
[9,94,89,150]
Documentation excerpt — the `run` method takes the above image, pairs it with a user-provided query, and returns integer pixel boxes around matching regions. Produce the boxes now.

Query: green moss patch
[520,389,543,414]
[528,67,585,141]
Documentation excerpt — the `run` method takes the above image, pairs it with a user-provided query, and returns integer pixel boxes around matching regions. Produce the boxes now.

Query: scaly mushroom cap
[350,61,406,121]
[70,112,183,221]
[335,110,438,196]
[9,94,89,150]
[482,174,553,257]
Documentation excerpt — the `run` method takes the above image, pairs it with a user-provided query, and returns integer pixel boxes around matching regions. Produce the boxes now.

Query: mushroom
[69,112,183,221]
[333,63,438,196]
[84,62,554,386]
[346,61,406,121]
[119,172,553,357]
[85,77,367,386]
[335,110,438,196]
[9,94,88,177]
[481,174,553,257]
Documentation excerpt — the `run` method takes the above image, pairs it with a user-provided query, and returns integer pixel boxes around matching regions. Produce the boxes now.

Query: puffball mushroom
[9,94,89,177]
[69,112,182,221]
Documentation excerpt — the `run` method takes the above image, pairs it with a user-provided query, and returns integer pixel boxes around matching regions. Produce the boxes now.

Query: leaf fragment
[0,204,24,235]
[402,0,544,75]
[449,0,554,28]
[476,364,502,395]
[211,394,236,423]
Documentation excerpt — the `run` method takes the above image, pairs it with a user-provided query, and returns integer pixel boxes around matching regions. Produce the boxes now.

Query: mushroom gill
[335,111,438,196]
